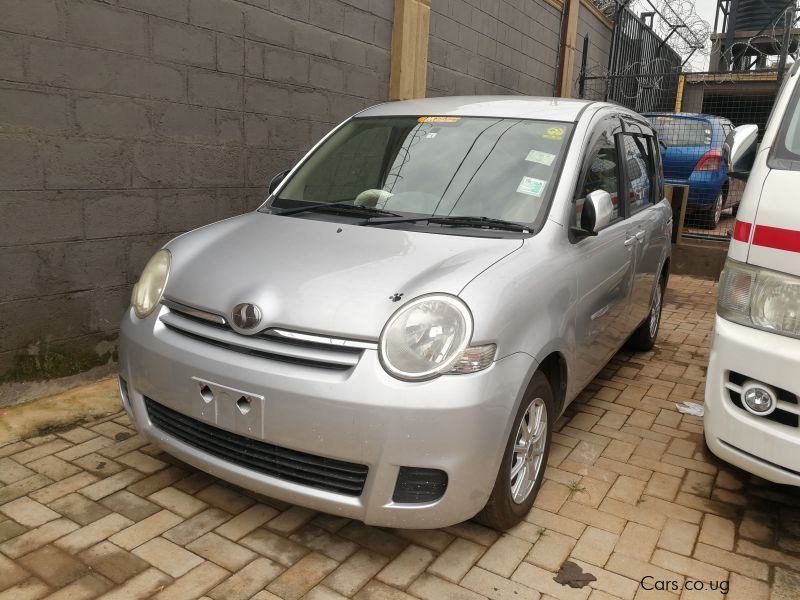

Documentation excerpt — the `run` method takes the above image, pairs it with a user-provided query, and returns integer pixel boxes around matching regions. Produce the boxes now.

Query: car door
[621,131,661,331]
[572,116,636,390]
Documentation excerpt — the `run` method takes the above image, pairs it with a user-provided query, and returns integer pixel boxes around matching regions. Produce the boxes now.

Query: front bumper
[119,307,536,528]
[704,315,800,485]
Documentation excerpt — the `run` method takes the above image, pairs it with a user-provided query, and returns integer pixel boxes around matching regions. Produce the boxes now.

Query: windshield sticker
[425,132,437,139]
[543,127,565,140]
[525,149,556,166]
[516,176,547,197]
[418,116,460,123]
[656,116,673,120]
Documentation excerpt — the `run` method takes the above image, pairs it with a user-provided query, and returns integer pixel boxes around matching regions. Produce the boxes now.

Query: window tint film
[274,116,574,225]
[622,135,653,212]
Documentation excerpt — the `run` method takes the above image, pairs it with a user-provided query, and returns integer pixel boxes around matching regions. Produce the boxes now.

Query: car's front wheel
[699,192,723,229]
[475,371,553,530]
[627,273,665,351]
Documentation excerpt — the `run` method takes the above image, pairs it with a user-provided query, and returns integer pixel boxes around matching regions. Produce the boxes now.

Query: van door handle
[624,236,636,248]
[635,230,646,242]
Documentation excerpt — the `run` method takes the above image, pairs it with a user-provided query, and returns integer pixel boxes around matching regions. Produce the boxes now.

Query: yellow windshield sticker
[656,116,673,120]
[417,116,461,123]
[543,127,565,140]
[525,149,556,166]
[516,176,547,197]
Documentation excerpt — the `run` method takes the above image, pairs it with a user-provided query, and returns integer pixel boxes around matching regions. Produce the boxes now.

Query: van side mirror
[723,124,758,180]
[268,169,290,195]
[571,190,614,239]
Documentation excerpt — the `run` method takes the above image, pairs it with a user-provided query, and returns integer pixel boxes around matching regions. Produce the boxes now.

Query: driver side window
[574,128,620,226]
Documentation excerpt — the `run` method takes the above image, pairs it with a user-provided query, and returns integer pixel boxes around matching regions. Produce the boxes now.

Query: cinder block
[332,37,367,67]
[292,22,333,58]
[271,0,310,21]
[157,190,241,234]
[0,32,25,81]
[1,293,94,352]
[126,234,176,281]
[309,58,346,93]
[245,8,292,47]
[216,111,243,145]
[75,95,151,139]
[343,6,375,41]
[67,1,148,55]
[189,69,242,111]
[290,89,329,120]
[245,41,264,77]
[0,135,44,191]
[1,0,62,39]
[217,33,244,74]
[369,0,393,20]
[190,145,244,186]
[40,239,129,295]
[131,142,192,187]
[310,0,345,32]
[153,102,217,143]
[373,16,392,48]
[329,94,366,122]
[85,192,160,239]
[119,0,189,22]
[89,286,131,334]
[0,193,83,246]
[265,47,310,85]
[152,19,216,68]
[190,0,243,35]
[244,113,270,146]
[346,68,381,100]
[0,87,70,133]
[267,117,311,151]
[0,248,46,302]
[43,138,127,190]
[28,40,186,102]
[244,80,290,115]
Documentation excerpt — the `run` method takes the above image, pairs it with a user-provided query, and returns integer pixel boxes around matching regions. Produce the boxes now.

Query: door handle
[635,230,646,242]
[624,236,636,248]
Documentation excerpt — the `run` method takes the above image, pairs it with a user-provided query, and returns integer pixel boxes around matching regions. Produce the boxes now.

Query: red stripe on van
[752,225,800,254]
[732,220,752,242]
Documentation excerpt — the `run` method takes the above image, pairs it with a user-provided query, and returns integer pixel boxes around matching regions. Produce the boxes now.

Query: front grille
[159,299,375,372]
[726,371,800,428]
[145,397,369,496]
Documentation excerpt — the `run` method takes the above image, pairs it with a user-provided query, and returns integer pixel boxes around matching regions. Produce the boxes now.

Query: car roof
[644,112,730,123]
[357,96,606,122]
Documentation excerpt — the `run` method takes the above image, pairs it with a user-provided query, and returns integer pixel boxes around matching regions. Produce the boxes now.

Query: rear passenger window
[622,135,654,212]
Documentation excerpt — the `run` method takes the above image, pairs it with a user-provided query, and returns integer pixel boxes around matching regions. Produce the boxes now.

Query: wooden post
[558,0,581,97]
[389,0,431,101]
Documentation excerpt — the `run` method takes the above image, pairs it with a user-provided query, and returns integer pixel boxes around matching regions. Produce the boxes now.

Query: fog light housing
[741,380,777,416]
[392,467,448,504]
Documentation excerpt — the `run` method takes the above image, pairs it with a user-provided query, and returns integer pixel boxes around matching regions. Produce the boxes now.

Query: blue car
[644,113,738,229]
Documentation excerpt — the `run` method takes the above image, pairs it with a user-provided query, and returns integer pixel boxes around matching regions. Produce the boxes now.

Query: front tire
[475,371,553,530]
[699,192,723,229]
[627,274,665,352]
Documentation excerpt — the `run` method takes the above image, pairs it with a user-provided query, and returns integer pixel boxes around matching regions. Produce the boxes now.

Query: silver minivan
[120,97,671,530]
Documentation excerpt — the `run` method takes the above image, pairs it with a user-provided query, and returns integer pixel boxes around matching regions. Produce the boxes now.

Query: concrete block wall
[0,0,393,381]
[426,0,562,97]
[572,3,612,99]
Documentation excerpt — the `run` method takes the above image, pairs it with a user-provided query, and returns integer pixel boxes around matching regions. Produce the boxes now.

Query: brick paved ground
[1,275,799,600]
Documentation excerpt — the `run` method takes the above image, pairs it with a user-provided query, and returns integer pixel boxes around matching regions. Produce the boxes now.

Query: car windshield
[647,116,712,147]
[269,116,574,228]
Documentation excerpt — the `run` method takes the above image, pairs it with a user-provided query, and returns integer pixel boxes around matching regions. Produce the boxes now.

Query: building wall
[426,0,562,97]
[0,0,393,380]
[572,3,612,99]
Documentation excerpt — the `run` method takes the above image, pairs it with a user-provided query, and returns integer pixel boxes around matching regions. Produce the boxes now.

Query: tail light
[694,149,721,171]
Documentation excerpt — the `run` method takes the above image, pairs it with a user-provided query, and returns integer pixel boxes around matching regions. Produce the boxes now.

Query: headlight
[718,258,800,338]
[380,294,477,380]
[131,250,171,319]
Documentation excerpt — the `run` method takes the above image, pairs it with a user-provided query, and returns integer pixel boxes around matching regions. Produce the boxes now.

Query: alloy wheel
[509,397,547,504]
[649,281,662,339]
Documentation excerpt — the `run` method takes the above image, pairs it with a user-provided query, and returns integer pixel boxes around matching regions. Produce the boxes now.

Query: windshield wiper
[267,200,402,218]
[362,215,532,233]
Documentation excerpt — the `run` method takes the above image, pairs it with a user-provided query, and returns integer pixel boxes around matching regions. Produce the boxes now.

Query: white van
[704,63,800,483]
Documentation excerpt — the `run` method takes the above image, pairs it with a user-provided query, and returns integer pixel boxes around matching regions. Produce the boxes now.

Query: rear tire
[627,274,665,352]
[474,371,553,530]
[699,192,723,229]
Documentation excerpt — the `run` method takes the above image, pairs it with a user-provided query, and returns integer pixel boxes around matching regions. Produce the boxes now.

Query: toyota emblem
[231,303,262,333]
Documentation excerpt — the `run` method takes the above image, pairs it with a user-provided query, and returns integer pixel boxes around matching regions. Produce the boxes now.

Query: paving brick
[108,509,183,550]
[0,458,35,484]
[461,566,542,600]
[428,537,486,583]
[195,483,254,514]
[153,561,230,600]
[475,534,531,578]
[18,544,88,587]
[375,544,435,588]
[657,519,699,556]
[26,455,82,482]
[95,567,172,600]
[0,578,51,600]
[148,486,207,518]
[559,501,626,534]
[0,552,30,591]
[240,527,310,567]
[645,473,682,501]
[132,536,204,577]
[79,541,151,584]
[353,580,418,600]
[54,512,133,553]
[163,507,232,546]
[12,439,73,465]
[79,469,145,501]
[56,436,113,462]
[338,522,408,557]
[323,549,388,596]
[44,573,113,600]
[0,496,60,527]
[116,451,168,474]
[511,562,591,600]
[409,573,487,600]
[697,514,735,551]
[186,532,257,571]
[266,552,339,599]
[29,473,98,504]
[266,506,317,535]
[100,490,161,522]
[605,552,685,588]
[0,517,79,559]
[571,527,618,567]
[725,572,768,600]
[392,528,455,553]
[208,557,284,600]
[290,524,359,562]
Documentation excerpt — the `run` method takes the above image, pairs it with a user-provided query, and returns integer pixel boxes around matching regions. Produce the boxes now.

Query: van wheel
[474,371,553,530]
[627,275,665,352]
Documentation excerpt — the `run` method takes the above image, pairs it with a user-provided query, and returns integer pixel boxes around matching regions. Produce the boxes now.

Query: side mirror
[571,190,614,240]
[268,169,290,195]
[723,124,758,180]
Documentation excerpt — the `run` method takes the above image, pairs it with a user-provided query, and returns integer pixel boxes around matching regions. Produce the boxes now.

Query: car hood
[164,212,523,340]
